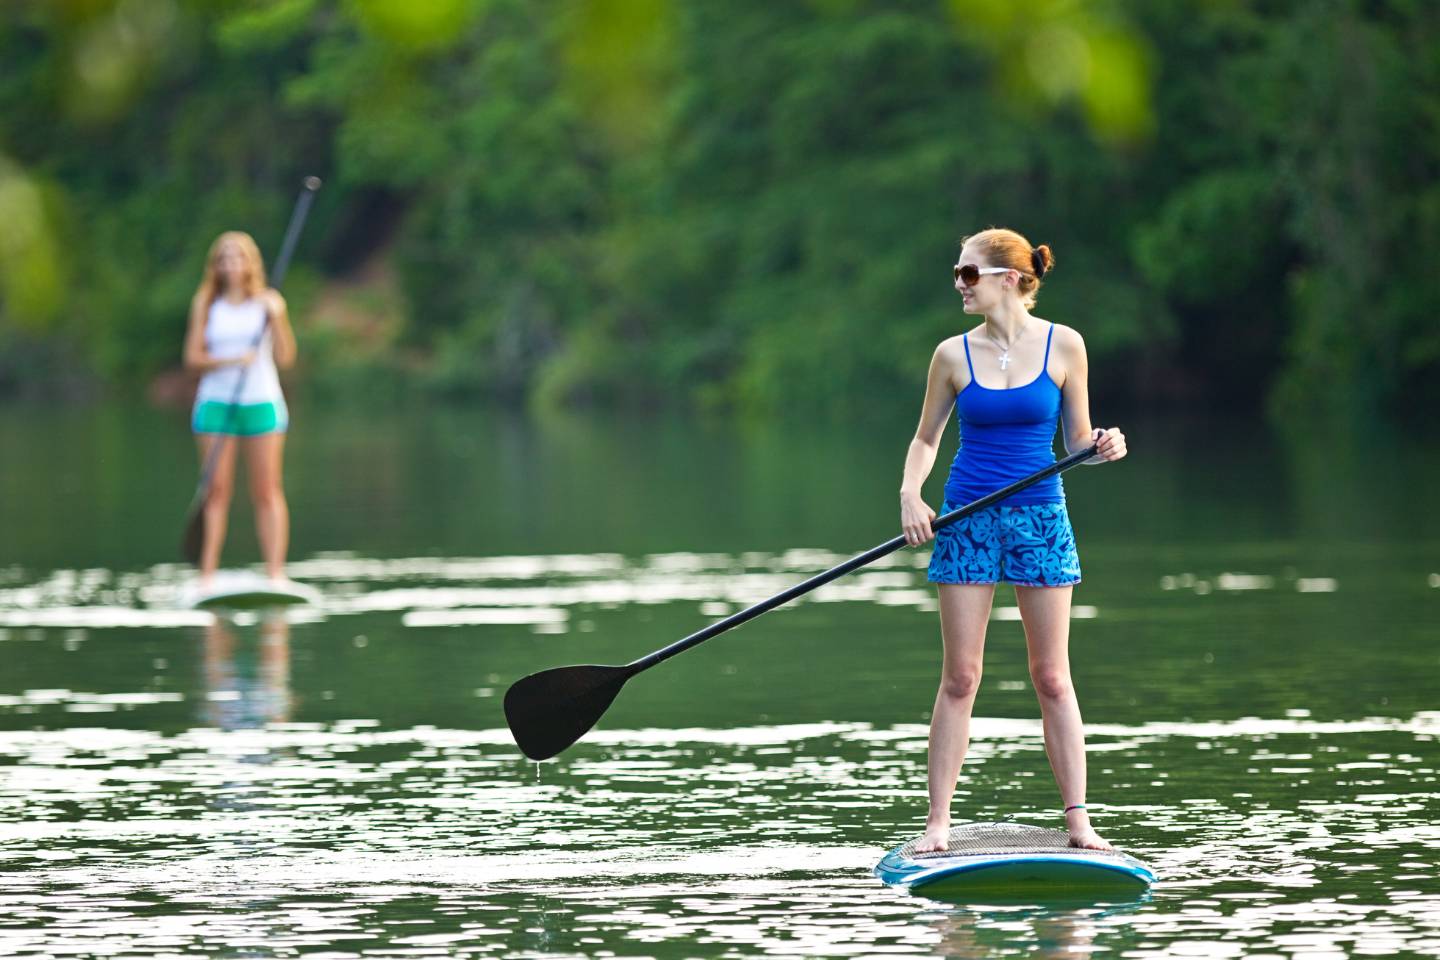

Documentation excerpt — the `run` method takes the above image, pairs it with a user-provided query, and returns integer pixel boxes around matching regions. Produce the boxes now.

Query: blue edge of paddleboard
[875,845,1156,897]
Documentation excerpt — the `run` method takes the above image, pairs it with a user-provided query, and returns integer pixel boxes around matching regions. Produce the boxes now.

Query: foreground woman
[183,231,296,587]
[898,227,1126,852]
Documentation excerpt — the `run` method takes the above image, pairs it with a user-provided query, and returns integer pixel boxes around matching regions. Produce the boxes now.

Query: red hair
[962,227,1055,308]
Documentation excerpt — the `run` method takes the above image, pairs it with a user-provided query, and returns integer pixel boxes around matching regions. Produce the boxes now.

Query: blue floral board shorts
[927,501,1082,587]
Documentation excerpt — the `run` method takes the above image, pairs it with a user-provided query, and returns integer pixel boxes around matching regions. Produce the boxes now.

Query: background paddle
[504,443,1100,760]
[181,176,322,565]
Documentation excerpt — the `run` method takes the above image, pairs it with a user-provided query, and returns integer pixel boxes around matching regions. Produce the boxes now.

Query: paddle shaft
[627,443,1099,673]
[191,178,320,499]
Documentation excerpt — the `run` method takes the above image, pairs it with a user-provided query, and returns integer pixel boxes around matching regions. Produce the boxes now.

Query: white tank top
[195,296,285,405]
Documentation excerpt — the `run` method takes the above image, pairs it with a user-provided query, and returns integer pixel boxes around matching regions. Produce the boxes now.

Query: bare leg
[1014,584,1112,851]
[243,432,289,581]
[196,434,237,585]
[916,583,994,853]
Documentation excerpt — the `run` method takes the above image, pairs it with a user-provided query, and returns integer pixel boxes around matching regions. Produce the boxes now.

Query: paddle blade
[180,501,205,566]
[503,664,632,760]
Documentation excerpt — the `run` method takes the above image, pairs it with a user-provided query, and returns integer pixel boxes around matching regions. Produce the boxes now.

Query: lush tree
[0,0,1434,423]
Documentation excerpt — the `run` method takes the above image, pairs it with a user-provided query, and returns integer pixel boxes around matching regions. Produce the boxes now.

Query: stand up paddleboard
[179,571,323,610]
[876,821,1154,899]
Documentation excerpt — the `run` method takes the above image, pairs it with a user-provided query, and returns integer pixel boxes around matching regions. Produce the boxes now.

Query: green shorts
[191,399,289,436]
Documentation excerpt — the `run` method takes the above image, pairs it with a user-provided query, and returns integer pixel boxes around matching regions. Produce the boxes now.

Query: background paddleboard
[876,821,1154,899]
[179,572,323,610]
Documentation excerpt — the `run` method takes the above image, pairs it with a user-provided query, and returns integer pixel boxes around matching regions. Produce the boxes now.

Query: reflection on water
[1,400,1439,955]
[0,712,1435,955]
[0,550,1376,633]
[921,905,1117,959]
[0,539,1436,958]
[202,613,291,729]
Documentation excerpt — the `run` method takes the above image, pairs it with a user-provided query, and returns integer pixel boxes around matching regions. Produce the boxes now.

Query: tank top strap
[1042,322,1055,367]
[962,334,976,381]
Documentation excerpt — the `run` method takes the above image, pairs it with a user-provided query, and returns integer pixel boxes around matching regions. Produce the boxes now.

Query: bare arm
[1055,324,1126,463]
[900,340,963,545]
[264,289,296,370]
[183,296,245,373]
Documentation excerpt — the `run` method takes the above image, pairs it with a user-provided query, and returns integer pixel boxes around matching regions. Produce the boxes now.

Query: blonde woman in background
[183,231,296,588]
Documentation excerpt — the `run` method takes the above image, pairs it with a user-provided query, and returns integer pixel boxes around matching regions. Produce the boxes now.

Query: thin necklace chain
[988,320,1028,370]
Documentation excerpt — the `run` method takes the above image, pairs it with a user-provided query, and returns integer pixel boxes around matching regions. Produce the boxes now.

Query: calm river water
[0,400,1437,957]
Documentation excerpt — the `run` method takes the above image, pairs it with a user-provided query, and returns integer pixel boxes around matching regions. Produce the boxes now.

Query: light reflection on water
[1,550,946,629]
[0,552,1436,957]
[1,718,1437,955]
[0,549,1362,631]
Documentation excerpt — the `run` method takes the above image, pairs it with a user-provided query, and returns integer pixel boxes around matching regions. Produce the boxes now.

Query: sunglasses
[953,264,1011,286]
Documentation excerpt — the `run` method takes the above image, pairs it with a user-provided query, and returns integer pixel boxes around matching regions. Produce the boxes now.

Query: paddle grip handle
[628,443,1099,673]
[269,176,322,290]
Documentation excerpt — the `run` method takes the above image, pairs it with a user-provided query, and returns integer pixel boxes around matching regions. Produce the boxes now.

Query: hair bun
[1030,244,1053,278]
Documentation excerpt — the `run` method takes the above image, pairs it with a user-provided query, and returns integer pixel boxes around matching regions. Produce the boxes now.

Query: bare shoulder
[933,334,969,371]
[262,287,288,312]
[187,292,210,321]
[1046,322,1086,358]
[929,334,971,392]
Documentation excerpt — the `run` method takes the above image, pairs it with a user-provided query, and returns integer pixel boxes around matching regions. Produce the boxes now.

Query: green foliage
[0,159,66,328]
[947,0,1155,144]
[216,0,319,52]
[0,0,1435,422]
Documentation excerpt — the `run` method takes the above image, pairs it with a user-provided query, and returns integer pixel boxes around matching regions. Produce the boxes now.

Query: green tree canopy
[1,0,1435,422]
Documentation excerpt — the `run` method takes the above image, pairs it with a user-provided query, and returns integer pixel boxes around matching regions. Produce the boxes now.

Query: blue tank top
[942,323,1065,506]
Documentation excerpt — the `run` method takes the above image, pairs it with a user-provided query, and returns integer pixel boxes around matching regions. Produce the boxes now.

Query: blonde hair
[961,227,1055,309]
[194,231,267,306]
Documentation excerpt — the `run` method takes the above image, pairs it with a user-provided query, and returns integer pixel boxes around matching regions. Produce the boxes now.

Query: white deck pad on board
[177,571,323,610]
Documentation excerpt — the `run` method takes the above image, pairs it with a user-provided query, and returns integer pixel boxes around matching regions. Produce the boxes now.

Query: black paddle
[504,443,1100,760]
[181,176,322,566]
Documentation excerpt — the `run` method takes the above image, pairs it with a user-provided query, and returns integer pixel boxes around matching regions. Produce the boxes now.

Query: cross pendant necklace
[992,322,1026,371]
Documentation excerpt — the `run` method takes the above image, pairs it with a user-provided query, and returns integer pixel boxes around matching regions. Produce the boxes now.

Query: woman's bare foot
[1068,824,1114,851]
[1065,808,1114,851]
[914,820,952,854]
